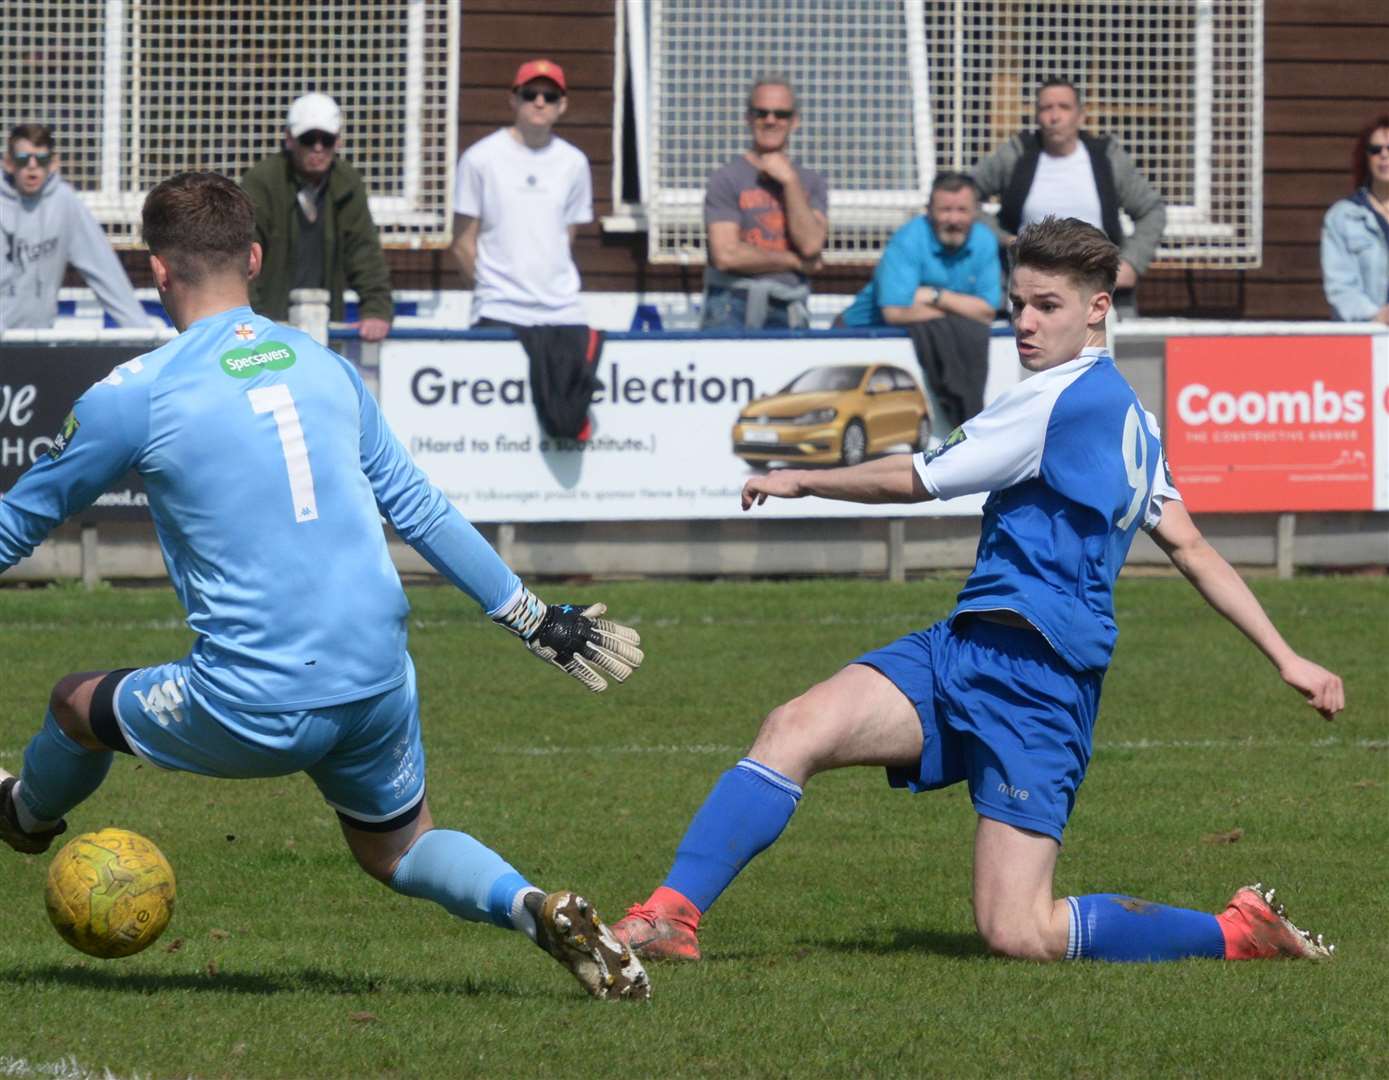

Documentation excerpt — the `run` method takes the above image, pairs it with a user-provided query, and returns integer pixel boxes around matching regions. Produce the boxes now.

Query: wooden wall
[109,0,1389,320]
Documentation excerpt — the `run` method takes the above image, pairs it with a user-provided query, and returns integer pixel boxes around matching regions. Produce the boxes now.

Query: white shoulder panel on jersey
[1141,407,1182,532]
[914,353,1098,501]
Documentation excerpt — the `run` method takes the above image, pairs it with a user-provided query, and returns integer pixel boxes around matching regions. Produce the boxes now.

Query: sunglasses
[12,151,52,168]
[517,87,563,104]
[296,131,337,150]
[749,108,795,121]
[1368,142,1389,156]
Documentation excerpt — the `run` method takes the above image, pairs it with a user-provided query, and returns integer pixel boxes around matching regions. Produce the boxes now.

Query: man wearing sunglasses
[701,76,828,330]
[240,93,394,342]
[1,123,150,332]
[451,60,593,330]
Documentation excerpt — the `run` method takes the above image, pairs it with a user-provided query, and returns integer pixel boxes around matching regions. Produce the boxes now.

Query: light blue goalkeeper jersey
[915,347,1179,673]
[0,305,521,710]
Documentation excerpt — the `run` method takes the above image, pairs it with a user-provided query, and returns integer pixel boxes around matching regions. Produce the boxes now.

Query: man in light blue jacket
[1,123,152,331]
[1320,116,1389,323]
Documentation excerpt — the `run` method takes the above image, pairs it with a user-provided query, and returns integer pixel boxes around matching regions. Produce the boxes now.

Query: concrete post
[887,519,907,583]
[81,523,100,590]
[287,288,331,345]
[1276,512,1296,580]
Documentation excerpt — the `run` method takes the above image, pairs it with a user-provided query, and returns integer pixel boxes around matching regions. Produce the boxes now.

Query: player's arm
[742,454,930,509]
[349,365,642,691]
[1149,499,1344,720]
[450,213,480,288]
[0,372,144,571]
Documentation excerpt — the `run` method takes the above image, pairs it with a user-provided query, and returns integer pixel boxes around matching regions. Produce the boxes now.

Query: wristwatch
[928,286,943,306]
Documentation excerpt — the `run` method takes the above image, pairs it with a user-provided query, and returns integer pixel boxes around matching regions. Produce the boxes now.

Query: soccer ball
[45,828,176,959]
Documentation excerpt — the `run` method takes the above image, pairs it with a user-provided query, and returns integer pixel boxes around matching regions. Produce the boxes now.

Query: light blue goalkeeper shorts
[853,614,1102,843]
[109,654,425,829]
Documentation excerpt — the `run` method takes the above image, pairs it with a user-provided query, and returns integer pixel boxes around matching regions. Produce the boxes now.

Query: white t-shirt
[1021,142,1103,231]
[454,128,593,326]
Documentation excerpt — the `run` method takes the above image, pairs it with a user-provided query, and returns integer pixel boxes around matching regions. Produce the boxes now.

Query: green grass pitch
[1,575,1385,1078]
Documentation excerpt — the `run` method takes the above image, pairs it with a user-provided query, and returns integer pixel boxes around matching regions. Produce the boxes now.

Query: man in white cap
[240,92,394,341]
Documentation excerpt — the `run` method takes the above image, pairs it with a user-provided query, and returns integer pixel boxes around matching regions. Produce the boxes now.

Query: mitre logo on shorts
[219,342,297,379]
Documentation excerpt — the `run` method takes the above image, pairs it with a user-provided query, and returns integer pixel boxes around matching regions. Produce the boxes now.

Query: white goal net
[1,0,458,248]
[642,0,1263,268]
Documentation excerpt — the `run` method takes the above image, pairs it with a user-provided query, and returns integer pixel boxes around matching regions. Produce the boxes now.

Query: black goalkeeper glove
[492,588,644,692]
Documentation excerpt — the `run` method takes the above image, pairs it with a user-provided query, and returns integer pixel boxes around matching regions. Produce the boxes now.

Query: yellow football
[45,828,176,959]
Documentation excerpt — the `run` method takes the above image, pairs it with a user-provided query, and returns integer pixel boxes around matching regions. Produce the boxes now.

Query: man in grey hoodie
[1,123,151,331]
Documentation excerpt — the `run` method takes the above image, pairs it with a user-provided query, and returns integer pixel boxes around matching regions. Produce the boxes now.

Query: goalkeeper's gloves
[491,587,644,692]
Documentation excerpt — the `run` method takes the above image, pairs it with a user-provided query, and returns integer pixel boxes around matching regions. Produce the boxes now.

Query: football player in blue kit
[0,172,651,1001]
[613,216,1345,965]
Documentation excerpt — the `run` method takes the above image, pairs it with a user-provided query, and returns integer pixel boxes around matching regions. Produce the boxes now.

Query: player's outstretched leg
[364,821,650,1000]
[611,757,802,962]
[527,890,651,1000]
[2,678,119,855]
[613,664,920,961]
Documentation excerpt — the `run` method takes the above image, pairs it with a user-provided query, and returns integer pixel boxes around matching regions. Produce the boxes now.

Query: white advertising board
[379,334,1022,522]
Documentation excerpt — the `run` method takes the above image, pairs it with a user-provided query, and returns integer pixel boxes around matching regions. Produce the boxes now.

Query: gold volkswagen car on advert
[732,363,931,468]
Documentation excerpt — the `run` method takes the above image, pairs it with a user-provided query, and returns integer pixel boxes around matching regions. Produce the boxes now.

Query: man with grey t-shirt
[701,76,828,330]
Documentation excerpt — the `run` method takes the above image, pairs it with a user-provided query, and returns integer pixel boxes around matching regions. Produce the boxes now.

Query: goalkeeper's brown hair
[142,172,255,286]
[1012,215,1119,298]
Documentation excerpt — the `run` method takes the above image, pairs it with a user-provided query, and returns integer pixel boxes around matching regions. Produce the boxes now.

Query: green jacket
[240,152,394,323]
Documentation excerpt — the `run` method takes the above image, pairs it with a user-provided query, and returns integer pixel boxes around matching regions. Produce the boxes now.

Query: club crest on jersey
[233,322,257,341]
[219,341,297,379]
[921,424,966,465]
[47,411,79,459]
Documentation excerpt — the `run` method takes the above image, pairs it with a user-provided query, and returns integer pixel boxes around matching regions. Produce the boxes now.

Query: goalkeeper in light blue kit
[0,172,650,1001]
[613,216,1345,966]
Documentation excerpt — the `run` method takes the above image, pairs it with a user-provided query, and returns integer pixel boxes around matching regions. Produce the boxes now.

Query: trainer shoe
[1217,883,1335,960]
[528,890,652,1001]
[0,771,66,855]
[611,901,702,962]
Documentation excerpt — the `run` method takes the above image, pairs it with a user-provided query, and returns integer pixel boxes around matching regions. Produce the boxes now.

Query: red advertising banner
[1165,336,1377,512]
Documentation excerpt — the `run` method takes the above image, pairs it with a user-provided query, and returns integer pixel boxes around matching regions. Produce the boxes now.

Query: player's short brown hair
[7,123,54,156]
[142,172,254,286]
[1012,216,1119,297]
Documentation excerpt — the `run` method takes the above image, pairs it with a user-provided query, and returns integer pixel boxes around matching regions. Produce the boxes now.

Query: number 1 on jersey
[247,384,319,523]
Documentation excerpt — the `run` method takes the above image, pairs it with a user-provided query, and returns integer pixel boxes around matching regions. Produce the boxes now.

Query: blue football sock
[663,758,803,914]
[18,711,113,823]
[389,829,535,930]
[1066,894,1225,962]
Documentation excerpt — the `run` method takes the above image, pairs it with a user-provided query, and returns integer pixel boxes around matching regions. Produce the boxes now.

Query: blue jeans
[700,285,795,330]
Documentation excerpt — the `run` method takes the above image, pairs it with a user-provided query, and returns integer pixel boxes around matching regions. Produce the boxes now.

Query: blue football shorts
[106,654,425,830]
[853,615,1102,843]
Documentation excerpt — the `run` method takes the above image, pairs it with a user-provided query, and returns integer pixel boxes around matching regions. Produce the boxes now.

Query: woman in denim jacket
[1321,113,1389,323]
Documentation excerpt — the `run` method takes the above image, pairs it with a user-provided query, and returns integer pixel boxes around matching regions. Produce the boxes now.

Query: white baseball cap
[286,93,342,138]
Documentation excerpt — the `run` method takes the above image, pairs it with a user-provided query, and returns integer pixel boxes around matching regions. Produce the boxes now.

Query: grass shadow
[800,926,988,959]
[10,962,532,999]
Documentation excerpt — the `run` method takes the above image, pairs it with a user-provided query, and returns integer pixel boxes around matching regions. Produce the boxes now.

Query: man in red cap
[450,59,592,329]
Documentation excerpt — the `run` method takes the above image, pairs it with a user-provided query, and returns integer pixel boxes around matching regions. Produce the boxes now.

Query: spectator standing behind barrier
[0,123,151,332]
[702,76,829,330]
[971,79,1165,313]
[240,94,394,342]
[450,59,592,329]
[1321,113,1389,324]
[838,174,1003,429]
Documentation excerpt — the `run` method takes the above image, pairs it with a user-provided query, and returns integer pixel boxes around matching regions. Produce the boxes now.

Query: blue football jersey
[915,347,1179,672]
[0,306,520,709]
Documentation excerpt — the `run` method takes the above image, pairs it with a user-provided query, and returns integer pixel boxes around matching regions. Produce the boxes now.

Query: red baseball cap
[512,59,567,93]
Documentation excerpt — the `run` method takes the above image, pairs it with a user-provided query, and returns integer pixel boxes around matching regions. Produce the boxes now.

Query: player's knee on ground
[974,911,1061,962]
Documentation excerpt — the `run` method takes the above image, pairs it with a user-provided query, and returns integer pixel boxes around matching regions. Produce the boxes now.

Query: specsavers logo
[220,342,296,379]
